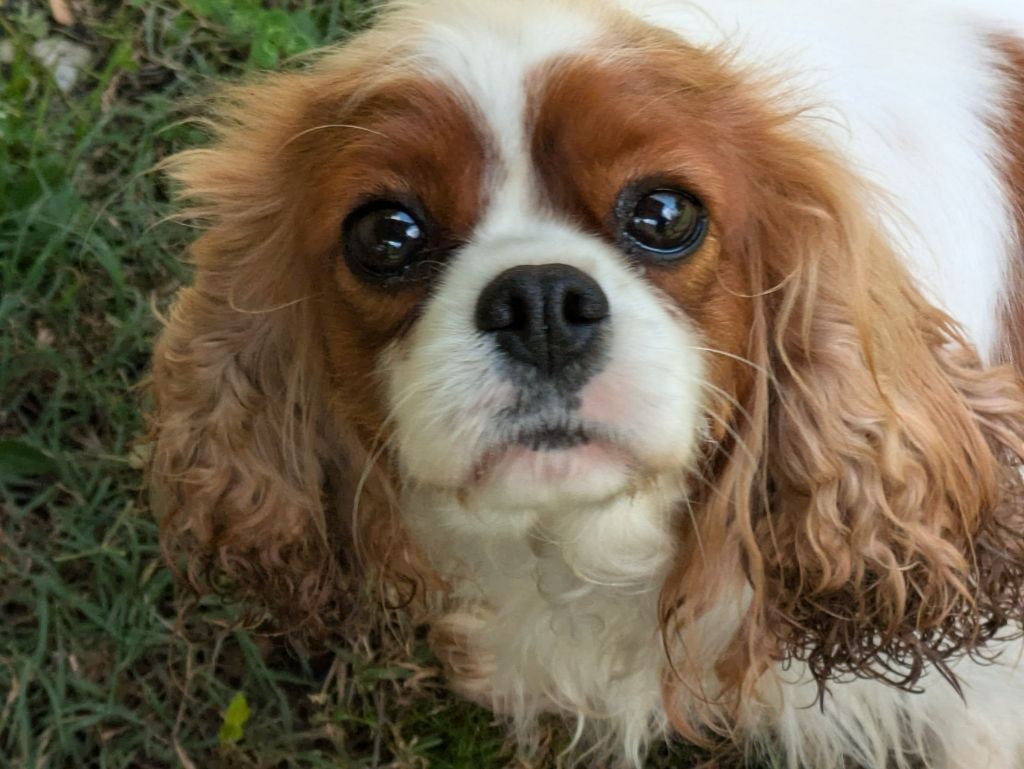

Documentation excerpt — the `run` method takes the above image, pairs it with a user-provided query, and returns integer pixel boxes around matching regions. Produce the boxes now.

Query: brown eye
[343,202,428,280]
[621,188,708,260]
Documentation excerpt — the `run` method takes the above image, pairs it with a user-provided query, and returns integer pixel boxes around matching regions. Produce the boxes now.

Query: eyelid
[344,190,429,223]
[341,195,459,289]
[613,182,709,261]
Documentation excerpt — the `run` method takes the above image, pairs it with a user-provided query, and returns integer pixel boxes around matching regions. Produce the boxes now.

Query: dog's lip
[467,419,632,484]
[511,421,592,450]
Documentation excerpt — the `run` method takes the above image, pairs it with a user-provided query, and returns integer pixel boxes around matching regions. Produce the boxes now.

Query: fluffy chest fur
[404,485,680,761]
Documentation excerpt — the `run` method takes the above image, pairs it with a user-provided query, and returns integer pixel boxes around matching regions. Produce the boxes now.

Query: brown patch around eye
[991,35,1024,377]
[527,40,759,436]
[280,76,491,435]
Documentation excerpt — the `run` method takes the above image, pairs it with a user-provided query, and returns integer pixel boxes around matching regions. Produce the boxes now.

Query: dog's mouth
[467,416,631,486]
[512,421,592,451]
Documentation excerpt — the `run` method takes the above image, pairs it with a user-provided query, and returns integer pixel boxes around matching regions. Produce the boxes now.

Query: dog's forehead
[410,1,602,128]
[403,2,604,217]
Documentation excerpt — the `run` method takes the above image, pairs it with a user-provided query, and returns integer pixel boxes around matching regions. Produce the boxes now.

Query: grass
[0,3,711,767]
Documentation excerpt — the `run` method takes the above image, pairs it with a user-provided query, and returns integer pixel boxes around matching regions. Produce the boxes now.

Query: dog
[149,0,1024,766]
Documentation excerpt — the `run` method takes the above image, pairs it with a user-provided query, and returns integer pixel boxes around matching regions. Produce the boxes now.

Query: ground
[0,2,711,767]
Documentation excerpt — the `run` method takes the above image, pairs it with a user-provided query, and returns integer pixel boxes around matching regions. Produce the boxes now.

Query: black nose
[475,264,609,378]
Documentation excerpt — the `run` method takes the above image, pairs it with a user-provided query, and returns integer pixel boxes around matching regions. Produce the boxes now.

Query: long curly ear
[738,141,1024,692]
[661,127,1024,720]
[148,74,358,634]
[148,29,456,633]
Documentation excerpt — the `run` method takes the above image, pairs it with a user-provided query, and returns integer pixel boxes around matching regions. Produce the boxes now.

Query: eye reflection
[621,187,708,260]
[343,202,428,279]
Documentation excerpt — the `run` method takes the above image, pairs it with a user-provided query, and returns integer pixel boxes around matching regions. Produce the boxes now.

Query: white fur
[369,1,1024,767]
[761,643,1024,769]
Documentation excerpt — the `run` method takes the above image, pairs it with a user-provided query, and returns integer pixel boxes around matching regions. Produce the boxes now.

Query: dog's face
[306,18,755,527]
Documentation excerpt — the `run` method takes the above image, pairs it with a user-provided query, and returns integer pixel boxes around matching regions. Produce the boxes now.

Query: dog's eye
[343,202,427,279]
[620,188,708,260]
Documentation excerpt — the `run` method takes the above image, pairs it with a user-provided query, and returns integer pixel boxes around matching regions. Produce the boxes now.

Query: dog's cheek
[383,292,516,487]
[577,264,710,468]
[315,277,428,445]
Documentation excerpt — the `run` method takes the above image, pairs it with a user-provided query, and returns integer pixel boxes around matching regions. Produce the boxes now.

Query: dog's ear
[743,140,1024,692]
[148,73,360,633]
[148,33,454,633]
[661,129,1024,717]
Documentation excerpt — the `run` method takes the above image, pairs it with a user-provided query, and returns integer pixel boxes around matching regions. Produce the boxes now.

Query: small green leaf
[0,440,57,481]
[217,692,251,745]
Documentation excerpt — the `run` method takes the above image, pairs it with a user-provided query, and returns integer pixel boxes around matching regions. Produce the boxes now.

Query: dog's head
[150,0,1024,706]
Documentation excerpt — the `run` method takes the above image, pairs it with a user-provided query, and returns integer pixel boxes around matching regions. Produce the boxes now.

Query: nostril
[477,286,529,332]
[562,287,609,326]
[505,294,530,331]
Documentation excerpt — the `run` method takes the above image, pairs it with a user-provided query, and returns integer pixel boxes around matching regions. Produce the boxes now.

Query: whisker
[227,291,312,315]
[682,493,707,561]
[697,378,756,429]
[689,345,769,376]
[350,382,431,560]
[280,123,388,150]
[700,403,760,469]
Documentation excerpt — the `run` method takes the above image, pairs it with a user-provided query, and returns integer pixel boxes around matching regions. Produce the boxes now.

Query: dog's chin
[463,438,637,513]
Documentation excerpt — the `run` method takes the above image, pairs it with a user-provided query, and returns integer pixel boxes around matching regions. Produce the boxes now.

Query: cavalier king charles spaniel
[150,0,1024,766]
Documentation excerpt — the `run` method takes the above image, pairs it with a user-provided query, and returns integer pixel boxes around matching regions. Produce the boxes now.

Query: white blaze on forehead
[405,0,604,220]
